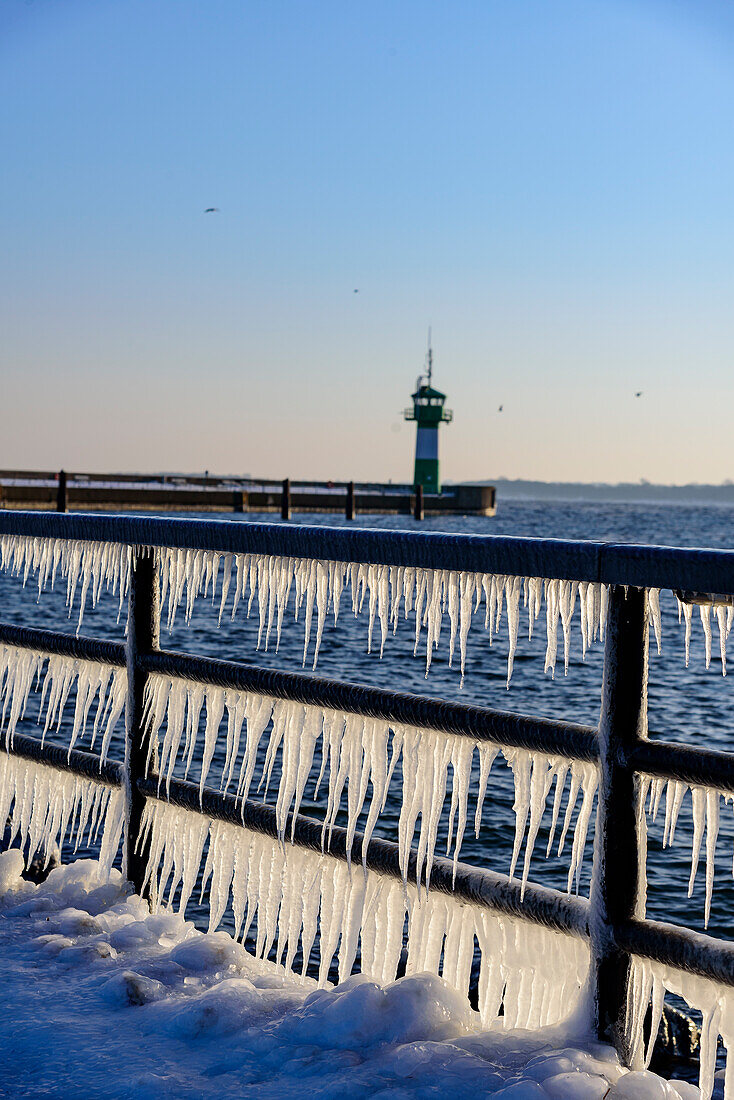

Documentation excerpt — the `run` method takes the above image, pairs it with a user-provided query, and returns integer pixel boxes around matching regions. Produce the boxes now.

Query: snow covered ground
[0,852,704,1099]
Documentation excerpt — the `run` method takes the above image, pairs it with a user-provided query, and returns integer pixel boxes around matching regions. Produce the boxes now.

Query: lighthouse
[404,333,453,493]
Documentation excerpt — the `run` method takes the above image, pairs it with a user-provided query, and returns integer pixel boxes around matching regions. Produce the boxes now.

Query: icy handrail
[143,673,599,897]
[0,634,599,898]
[628,955,734,1100]
[0,644,126,761]
[0,753,123,875]
[4,533,733,683]
[5,633,734,924]
[139,798,590,1030]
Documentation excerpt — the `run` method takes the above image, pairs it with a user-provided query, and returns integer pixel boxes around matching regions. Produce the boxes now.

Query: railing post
[414,483,424,521]
[346,481,355,520]
[124,550,160,900]
[591,584,649,1066]
[56,469,67,513]
[281,478,291,521]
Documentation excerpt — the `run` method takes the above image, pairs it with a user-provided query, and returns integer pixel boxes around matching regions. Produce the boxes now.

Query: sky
[2,0,734,485]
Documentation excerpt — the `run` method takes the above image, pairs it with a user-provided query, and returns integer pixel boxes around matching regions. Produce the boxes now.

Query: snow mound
[0,852,702,1098]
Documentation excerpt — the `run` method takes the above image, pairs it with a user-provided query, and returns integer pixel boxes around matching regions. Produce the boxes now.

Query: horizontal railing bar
[618,917,734,987]
[7,624,734,793]
[144,649,601,760]
[5,624,734,787]
[4,734,734,988]
[628,739,734,795]
[3,511,734,594]
[4,733,123,786]
[138,773,590,937]
[0,622,126,666]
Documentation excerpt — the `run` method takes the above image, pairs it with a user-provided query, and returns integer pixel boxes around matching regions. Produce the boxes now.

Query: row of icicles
[140,798,591,1031]
[1,642,732,924]
[0,742,727,1099]
[1,534,732,683]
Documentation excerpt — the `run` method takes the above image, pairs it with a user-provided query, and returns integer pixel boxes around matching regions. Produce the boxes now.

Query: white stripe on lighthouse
[415,427,438,461]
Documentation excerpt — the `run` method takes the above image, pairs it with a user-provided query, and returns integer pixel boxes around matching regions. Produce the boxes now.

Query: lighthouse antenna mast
[426,327,433,387]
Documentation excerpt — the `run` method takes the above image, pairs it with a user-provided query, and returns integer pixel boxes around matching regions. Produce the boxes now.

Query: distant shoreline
[457,479,734,506]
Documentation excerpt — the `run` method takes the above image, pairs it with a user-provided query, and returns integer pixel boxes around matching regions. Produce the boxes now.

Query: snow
[0,852,702,1098]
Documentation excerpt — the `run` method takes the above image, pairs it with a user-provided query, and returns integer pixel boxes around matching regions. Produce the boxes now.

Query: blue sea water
[1,498,733,947]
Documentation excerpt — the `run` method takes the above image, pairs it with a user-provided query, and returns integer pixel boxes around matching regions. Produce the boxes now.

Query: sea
[2,497,733,972]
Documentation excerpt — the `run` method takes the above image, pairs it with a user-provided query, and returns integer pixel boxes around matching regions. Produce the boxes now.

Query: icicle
[648,588,662,655]
[704,788,719,928]
[544,579,560,677]
[505,576,522,686]
[701,605,713,669]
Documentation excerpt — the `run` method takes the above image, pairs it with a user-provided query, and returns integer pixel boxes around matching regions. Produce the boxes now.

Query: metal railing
[1,510,734,1069]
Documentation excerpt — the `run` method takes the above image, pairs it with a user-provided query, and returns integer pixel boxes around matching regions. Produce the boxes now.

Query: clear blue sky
[2,0,734,483]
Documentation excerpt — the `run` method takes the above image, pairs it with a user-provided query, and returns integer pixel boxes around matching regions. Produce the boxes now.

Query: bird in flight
[354,289,359,293]
[204,207,220,213]
[635,391,643,397]
[498,405,503,412]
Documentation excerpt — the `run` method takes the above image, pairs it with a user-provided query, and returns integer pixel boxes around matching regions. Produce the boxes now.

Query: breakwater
[0,470,496,518]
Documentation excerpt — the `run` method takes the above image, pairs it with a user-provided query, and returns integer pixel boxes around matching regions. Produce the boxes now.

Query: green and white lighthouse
[404,334,453,493]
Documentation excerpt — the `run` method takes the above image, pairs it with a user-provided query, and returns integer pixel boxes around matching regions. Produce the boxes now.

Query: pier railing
[0,470,496,518]
[1,511,734,1070]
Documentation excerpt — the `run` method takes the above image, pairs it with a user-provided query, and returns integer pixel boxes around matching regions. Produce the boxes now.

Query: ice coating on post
[0,752,124,874]
[0,644,126,760]
[139,797,589,1027]
[628,956,734,1100]
[144,674,598,893]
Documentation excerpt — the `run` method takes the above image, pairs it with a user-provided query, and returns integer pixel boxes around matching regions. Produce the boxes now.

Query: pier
[0,470,496,518]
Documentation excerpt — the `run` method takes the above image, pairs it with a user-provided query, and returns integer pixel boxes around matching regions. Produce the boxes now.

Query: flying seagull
[635,391,643,397]
[204,207,220,213]
[498,405,503,412]
[354,289,359,293]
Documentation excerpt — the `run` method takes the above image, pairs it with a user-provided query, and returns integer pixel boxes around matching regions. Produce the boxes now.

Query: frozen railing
[1,512,734,1097]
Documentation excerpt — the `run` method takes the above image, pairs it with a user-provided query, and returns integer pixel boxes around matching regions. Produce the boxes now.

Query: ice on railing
[144,675,599,894]
[628,955,734,1100]
[3,534,731,679]
[158,548,610,685]
[0,753,124,874]
[674,592,734,676]
[139,798,590,1028]
[0,534,132,628]
[0,644,126,762]
[644,776,731,929]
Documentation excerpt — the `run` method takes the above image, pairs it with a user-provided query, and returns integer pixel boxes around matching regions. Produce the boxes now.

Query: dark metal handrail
[2,511,734,1073]
[6,621,734,791]
[3,509,734,592]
